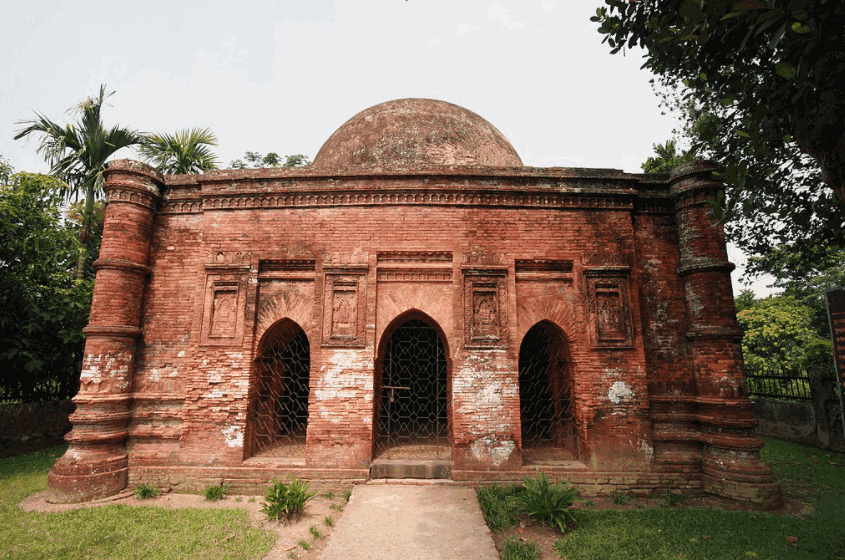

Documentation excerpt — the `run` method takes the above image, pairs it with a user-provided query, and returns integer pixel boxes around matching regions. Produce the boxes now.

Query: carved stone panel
[463,268,508,349]
[585,270,633,348]
[322,268,367,347]
[201,273,247,346]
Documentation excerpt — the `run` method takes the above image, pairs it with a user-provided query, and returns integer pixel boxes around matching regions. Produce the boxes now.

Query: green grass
[553,439,845,560]
[501,536,539,560]
[476,485,523,532]
[0,445,275,560]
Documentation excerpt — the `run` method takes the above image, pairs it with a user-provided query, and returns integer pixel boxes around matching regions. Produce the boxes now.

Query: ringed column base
[698,398,783,509]
[45,394,132,503]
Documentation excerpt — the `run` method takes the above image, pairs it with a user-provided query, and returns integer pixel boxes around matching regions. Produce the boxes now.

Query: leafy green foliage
[323,515,333,527]
[641,140,696,173]
[139,127,219,174]
[508,472,579,532]
[501,536,539,560]
[611,491,629,506]
[134,483,160,500]
[14,85,142,279]
[476,485,523,532]
[260,476,315,521]
[593,1,845,275]
[736,294,832,375]
[0,171,92,401]
[660,489,686,507]
[230,151,311,169]
[204,483,229,501]
[308,525,323,539]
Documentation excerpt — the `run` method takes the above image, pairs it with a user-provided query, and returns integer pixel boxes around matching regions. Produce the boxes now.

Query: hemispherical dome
[312,98,522,169]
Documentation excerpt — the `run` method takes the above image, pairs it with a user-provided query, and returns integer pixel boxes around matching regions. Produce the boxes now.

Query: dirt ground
[19,488,350,560]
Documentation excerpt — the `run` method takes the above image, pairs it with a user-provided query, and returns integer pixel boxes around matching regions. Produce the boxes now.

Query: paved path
[321,484,499,560]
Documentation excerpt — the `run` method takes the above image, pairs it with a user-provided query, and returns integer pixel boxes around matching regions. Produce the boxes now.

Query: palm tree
[14,85,142,280]
[139,127,219,174]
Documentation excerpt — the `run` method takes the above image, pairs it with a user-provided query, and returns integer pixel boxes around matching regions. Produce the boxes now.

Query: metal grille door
[519,322,575,458]
[249,321,310,458]
[376,319,449,459]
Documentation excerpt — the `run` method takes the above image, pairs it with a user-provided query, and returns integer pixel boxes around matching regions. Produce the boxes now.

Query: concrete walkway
[320,483,499,560]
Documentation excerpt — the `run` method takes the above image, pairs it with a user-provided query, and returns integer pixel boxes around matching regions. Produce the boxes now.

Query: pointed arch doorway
[518,321,577,463]
[374,314,451,461]
[247,319,310,459]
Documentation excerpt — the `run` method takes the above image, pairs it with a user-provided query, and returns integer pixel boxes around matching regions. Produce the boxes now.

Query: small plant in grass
[476,485,523,532]
[501,536,539,560]
[287,552,297,559]
[298,539,311,551]
[342,489,352,502]
[324,515,334,527]
[611,490,629,505]
[204,483,229,501]
[134,482,160,500]
[508,471,579,532]
[261,476,315,521]
[309,525,323,539]
[660,488,686,507]
[330,503,343,511]
[322,490,335,500]
[582,499,595,507]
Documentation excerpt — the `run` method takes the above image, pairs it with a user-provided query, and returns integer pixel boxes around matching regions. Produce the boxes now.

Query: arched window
[518,321,575,459]
[249,320,310,458]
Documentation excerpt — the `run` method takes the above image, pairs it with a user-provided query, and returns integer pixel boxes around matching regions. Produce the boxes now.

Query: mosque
[47,98,781,507]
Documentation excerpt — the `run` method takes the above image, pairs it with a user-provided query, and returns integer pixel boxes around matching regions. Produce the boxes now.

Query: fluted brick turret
[671,162,782,508]
[46,161,163,503]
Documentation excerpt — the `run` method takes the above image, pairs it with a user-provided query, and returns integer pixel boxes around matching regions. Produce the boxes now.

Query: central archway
[374,314,450,460]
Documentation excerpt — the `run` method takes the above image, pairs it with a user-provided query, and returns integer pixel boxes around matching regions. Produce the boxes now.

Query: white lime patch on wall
[608,381,634,404]
[221,424,243,447]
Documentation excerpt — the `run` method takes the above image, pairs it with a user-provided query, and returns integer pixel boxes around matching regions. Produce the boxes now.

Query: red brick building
[48,99,781,507]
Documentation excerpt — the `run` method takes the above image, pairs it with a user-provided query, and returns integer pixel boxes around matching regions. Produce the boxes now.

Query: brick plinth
[47,161,163,503]
[671,163,782,509]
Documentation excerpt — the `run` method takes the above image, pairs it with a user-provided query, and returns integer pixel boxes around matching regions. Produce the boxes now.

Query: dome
[312,98,522,169]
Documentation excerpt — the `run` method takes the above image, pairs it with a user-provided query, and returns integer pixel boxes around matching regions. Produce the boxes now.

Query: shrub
[501,536,539,560]
[204,483,229,501]
[661,488,686,507]
[611,490,629,505]
[261,476,315,521]
[508,471,579,532]
[134,482,159,500]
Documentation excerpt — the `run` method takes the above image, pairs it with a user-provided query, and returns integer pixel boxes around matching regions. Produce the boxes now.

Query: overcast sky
[0,0,775,295]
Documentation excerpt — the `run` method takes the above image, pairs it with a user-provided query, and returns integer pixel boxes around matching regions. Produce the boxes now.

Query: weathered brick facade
[47,99,782,507]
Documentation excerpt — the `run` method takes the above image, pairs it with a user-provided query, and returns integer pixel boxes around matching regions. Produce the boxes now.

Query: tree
[0,167,92,401]
[593,1,845,269]
[641,139,696,173]
[14,85,142,279]
[139,127,219,174]
[737,294,832,376]
[230,152,311,169]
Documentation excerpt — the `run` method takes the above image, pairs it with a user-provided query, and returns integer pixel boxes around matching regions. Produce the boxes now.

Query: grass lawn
[0,445,275,560]
[480,438,845,560]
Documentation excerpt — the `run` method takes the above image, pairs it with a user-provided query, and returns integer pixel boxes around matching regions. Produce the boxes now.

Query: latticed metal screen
[376,318,449,459]
[249,321,310,458]
[519,322,575,458]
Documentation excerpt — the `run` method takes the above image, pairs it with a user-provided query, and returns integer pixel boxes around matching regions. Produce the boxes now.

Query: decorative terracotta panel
[322,268,367,347]
[585,269,633,348]
[463,268,508,349]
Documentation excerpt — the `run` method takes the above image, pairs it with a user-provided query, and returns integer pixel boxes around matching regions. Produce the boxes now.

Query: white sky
[0,0,777,296]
